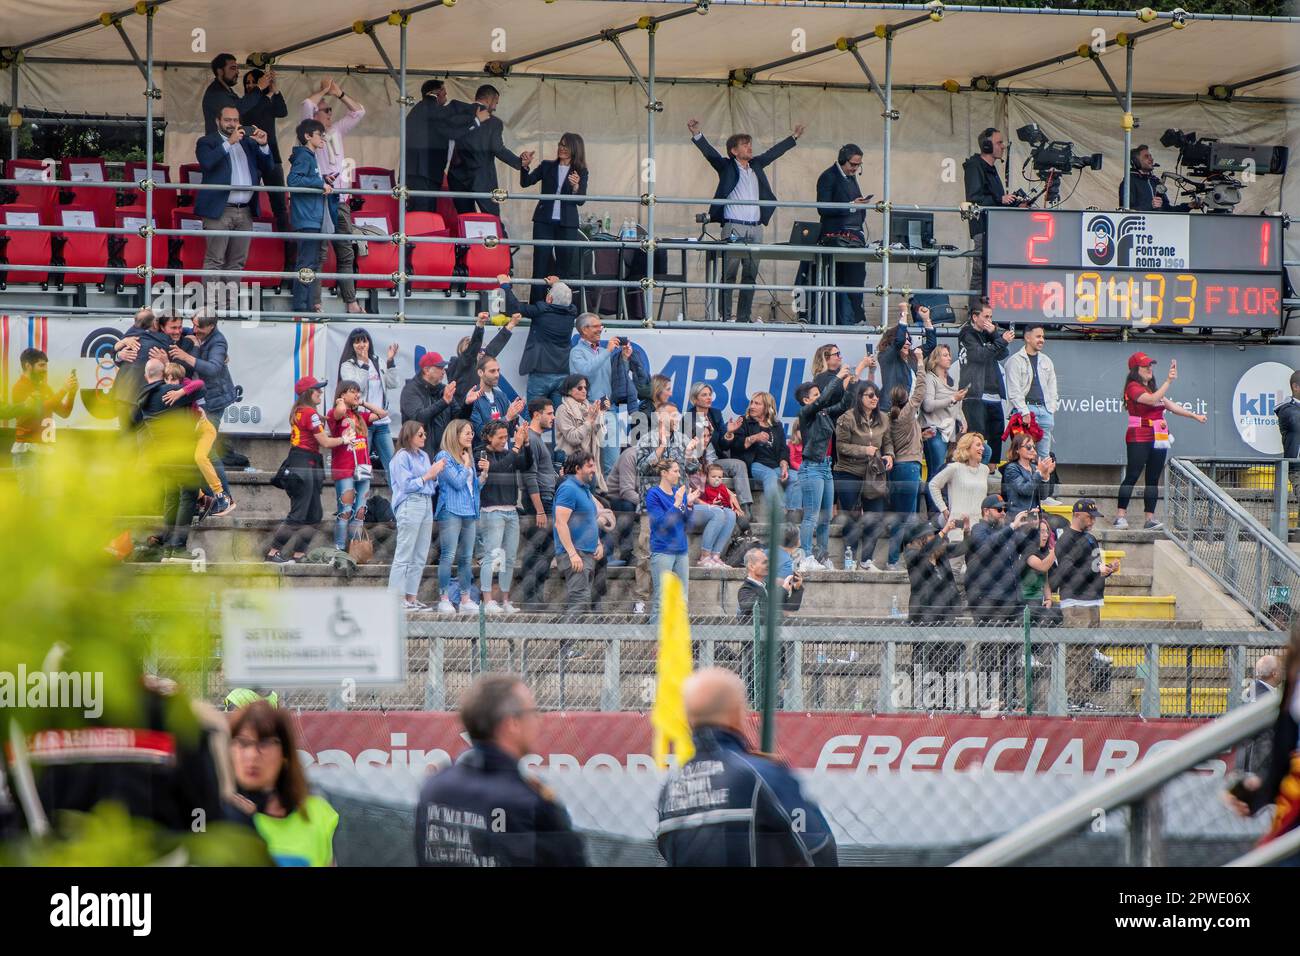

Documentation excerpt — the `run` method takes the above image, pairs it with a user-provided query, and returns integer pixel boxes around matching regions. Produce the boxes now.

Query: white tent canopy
[4,0,1299,100]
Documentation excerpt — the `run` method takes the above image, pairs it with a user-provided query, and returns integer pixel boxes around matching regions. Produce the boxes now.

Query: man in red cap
[400,349,476,443]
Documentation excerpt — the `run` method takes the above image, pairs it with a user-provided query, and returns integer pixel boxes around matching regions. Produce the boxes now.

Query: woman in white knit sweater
[927,431,990,543]
[921,344,968,483]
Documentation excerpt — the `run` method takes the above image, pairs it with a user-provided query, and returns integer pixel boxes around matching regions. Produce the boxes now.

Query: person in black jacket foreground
[656,667,836,866]
[957,301,1015,465]
[1225,617,1300,862]
[415,674,586,867]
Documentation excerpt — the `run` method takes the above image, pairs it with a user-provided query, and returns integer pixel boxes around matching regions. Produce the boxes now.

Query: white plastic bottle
[844,547,855,572]
[890,595,903,619]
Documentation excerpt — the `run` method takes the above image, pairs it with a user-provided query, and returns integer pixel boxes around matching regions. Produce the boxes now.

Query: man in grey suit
[444,84,534,218]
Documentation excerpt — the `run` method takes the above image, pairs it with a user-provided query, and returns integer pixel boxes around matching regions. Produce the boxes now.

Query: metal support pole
[760,485,783,753]
[143,7,155,286]
[397,19,409,322]
[366,28,402,87]
[1023,605,1033,715]
[8,65,17,161]
[607,34,650,99]
[1122,41,1135,210]
[645,23,656,325]
[1128,792,1166,867]
[1272,459,1290,543]
[880,31,894,326]
[112,21,151,83]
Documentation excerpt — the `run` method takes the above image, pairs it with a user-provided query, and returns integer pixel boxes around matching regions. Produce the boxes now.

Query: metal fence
[1166,457,1300,629]
[163,616,1285,719]
[1179,457,1298,542]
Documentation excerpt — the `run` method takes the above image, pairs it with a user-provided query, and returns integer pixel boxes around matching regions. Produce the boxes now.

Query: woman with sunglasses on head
[228,700,338,867]
[338,327,400,474]
[388,419,445,609]
[519,132,588,302]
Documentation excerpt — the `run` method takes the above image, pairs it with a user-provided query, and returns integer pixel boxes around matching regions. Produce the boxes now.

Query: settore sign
[222,588,405,686]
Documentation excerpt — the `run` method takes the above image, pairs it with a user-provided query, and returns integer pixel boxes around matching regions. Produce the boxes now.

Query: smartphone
[241,126,256,138]
[601,397,611,410]
[865,342,875,356]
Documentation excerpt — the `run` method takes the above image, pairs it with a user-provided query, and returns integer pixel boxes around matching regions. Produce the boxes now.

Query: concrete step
[124,560,1156,617]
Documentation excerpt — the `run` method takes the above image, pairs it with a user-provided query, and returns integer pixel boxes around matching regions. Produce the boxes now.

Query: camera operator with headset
[816,144,873,326]
[963,128,1029,309]
[1122,145,1201,212]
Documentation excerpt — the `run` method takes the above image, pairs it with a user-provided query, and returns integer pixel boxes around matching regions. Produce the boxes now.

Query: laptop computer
[788,221,821,246]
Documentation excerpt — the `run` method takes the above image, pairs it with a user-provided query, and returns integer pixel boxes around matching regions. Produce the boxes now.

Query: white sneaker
[484,600,504,614]
[633,601,647,614]
[502,601,519,615]
[797,555,825,573]
[1112,516,1129,530]
[458,598,480,614]
[436,599,457,614]
[402,599,426,611]
[1041,497,1063,507]
[861,560,881,572]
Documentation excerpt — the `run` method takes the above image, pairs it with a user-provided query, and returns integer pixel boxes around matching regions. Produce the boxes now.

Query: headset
[978,127,998,154]
[838,143,864,167]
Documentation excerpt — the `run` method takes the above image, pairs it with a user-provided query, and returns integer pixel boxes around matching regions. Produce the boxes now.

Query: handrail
[1224,823,1300,866]
[1165,457,1300,630]
[951,693,1279,867]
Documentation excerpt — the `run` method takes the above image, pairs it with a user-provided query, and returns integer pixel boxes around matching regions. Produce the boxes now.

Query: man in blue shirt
[553,451,603,618]
[570,312,631,476]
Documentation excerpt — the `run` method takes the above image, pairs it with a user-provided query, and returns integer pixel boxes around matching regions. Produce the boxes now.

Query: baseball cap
[419,352,447,370]
[294,375,327,395]
[1073,498,1102,517]
[1127,351,1156,370]
[981,494,1006,511]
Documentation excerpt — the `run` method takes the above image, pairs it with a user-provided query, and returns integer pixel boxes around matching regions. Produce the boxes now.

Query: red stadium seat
[459,212,509,291]
[351,210,398,291]
[115,206,167,287]
[4,159,58,223]
[244,218,285,289]
[171,208,207,285]
[351,166,398,232]
[57,205,108,287]
[59,157,118,227]
[124,163,175,235]
[0,204,51,286]
[409,213,453,290]
[176,163,203,209]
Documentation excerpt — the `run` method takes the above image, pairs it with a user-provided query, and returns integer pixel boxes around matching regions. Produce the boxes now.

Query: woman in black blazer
[519,132,588,303]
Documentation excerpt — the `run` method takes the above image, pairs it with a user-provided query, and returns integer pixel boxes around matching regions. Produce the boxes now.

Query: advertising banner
[3,313,1294,464]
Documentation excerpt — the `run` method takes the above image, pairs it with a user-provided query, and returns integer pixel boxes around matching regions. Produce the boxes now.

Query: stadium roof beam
[486,1,705,77]
[362,22,402,88]
[1209,64,1300,101]
[249,0,449,67]
[0,0,172,55]
[970,20,1174,92]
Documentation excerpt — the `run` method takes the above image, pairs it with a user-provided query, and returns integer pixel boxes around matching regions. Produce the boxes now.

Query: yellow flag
[651,571,695,769]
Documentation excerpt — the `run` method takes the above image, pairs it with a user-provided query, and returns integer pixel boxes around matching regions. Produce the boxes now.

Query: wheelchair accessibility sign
[222,588,405,686]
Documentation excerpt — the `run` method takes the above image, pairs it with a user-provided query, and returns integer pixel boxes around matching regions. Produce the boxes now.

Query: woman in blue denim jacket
[433,418,482,615]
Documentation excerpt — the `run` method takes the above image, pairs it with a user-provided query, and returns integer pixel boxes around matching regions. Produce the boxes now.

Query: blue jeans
[650,550,690,612]
[389,494,433,596]
[478,509,520,593]
[691,504,736,555]
[370,421,395,474]
[887,460,923,565]
[1028,405,1053,458]
[438,514,477,597]
[800,458,834,557]
[752,462,797,510]
[333,475,371,551]
[527,372,566,412]
[292,229,321,313]
[923,433,948,483]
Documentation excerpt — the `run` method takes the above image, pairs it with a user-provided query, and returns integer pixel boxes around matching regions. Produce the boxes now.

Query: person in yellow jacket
[228,700,337,866]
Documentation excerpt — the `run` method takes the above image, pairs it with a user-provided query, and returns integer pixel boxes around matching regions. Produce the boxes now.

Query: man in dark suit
[1237,655,1281,775]
[1121,144,1202,212]
[201,53,267,137]
[445,84,534,217]
[816,144,872,326]
[195,105,274,290]
[405,80,452,213]
[687,117,804,323]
